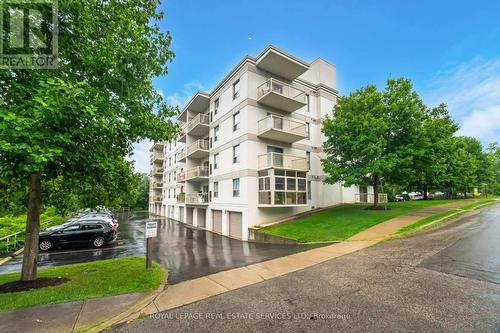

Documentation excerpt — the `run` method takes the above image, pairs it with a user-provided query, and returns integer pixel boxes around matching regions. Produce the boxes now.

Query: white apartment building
[149,45,359,241]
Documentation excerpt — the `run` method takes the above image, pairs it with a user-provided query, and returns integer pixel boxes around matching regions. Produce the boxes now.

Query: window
[306,122,310,140]
[169,157,171,166]
[287,178,296,191]
[213,153,219,169]
[233,178,240,197]
[233,79,240,99]
[307,181,312,200]
[275,177,285,190]
[213,182,219,198]
[298,179,306,191]
[306,151,311,170]
[233,111,240,131]
[233,144,240,163]
[214,98,219,115]
[214,125,219,142]
[306,94,310,112]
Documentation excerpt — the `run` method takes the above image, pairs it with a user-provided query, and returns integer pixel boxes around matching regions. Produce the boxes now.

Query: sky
[130,0,500,173]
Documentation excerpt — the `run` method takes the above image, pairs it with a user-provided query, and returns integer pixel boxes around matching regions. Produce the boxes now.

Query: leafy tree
[322,78,426,208]
[485,143,500,195]
[0,1,177,281]
[134,173,150,210]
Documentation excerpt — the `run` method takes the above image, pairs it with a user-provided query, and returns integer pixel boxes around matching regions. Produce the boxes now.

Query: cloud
[127,139,152,174]
[422,57,500,145]
[165,80,204,109]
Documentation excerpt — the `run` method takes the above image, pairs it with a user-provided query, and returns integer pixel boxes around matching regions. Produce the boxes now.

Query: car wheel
[39,239,53,251]
[92,236,105,248]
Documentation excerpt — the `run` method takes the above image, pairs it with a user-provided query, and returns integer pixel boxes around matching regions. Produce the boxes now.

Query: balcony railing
[186,166,209,180]
[176,149,186,162]
[258,152,308,171]
[152,182,163,188]
[177,122,187,142]
[152,167,164,175]
[257,115,308,142]
[257,78,306,112]
[187,139,209,157]
[153,196,162,202]
[177,172,186,182]
[187,113,209,133]
[151,152,164,163]
[186,193,209,204]
[176,193,186,203]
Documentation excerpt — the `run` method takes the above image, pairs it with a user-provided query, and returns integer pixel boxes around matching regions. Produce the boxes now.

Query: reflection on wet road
[0,212,324,284]
[420,203,500,285]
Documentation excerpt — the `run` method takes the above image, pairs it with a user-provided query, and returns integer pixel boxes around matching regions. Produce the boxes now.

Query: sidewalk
[0,200,476,333]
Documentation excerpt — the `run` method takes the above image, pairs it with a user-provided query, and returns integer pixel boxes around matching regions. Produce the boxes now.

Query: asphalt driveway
[112,204,500,333]
[0,212,323,284]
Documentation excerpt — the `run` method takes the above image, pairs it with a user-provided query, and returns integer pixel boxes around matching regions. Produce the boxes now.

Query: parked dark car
[39,220,118,251]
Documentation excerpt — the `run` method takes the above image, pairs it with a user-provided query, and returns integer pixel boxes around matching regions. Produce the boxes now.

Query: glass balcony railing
[186,193,209,204]
[257,115,308,142]
[187,113,209,133]
[257,78,306,112]
[176,149,186,162]
[187,139,209,157]
[176,193,185,203]
[186,166,209,180]
[257,152,308,171]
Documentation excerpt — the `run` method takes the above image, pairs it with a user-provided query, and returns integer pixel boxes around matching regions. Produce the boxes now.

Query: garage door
[212,210,222,234]
[197,208,206,228]
[186,207,194,225]
[179,207,184,222]
[228,211,243,239]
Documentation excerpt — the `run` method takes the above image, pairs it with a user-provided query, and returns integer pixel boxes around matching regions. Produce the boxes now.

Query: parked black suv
[39,220,118,251]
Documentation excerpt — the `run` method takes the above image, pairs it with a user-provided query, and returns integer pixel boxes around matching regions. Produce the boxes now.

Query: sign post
[145,221,157,270]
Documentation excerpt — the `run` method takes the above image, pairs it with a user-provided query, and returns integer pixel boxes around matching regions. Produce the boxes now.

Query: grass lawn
[259,199,464,243]
[0,257,165,311]
[397,198,498,235]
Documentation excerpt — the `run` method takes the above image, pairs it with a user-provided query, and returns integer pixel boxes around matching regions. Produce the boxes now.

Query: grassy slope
[397,198,498,235]
[0,207,64,238]
[259,200,462,243]
[0,257,165,311]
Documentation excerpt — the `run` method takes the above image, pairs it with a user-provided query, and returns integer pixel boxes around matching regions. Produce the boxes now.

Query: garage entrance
[179,207,184,222]
[212,209,222,233]
[228,211,243,239]
[197,208,206,228]
[186,207,194,225]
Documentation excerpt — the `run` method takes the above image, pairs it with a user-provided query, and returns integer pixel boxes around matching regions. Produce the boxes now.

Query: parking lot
[0,212,324,284]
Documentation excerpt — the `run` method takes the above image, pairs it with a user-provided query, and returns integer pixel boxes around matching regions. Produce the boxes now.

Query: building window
[233,144,240,163]
[233,178,240,197]
[213,182,219,198]
[213,153,219,169]
[306,151,311,170]
[306,94,310,112]
[306,122,310,140]
[214,98,219,115]
[233,79,240,99]
[307,181,312,200]
[233,111,240,131]
[214,125,219,142]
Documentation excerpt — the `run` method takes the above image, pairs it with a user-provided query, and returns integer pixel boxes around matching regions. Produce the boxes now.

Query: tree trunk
[463,191,467,199]
[373,175,379,207]
[21,172,41,282]
[448,184,453,199]
[423,184,429,200]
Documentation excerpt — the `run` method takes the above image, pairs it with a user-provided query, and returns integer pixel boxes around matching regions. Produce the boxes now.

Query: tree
[134,174,150,210]
[322,78,426,208]
[0,1,177,281]
[485,143,500,195]
[409,104,459,199]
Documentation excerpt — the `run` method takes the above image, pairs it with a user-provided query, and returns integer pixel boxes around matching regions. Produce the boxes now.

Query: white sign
[145,221,157,238]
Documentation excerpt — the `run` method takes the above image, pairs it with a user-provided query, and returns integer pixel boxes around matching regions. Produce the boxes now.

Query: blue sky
[131,0,500,173]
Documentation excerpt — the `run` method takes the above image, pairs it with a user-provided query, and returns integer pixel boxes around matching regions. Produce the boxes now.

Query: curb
[0,247,24,266]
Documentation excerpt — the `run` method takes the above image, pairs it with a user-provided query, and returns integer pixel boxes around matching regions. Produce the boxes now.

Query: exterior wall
[149,46,360,241]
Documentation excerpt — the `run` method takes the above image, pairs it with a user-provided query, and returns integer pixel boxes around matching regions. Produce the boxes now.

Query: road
[112,204,500,333]
[0,212,323,284]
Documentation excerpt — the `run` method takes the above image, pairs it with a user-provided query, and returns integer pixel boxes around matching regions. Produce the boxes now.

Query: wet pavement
[0,212,324,284]
[419,203,500,285]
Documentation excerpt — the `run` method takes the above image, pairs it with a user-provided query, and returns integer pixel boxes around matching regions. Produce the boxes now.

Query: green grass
[397,198,498,235]
[0,257,165,311]
[0,207,64,238]
[259,199,463,243]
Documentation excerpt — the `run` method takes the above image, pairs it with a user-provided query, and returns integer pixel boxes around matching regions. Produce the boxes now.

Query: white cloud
[422,57,500,145]
[165,80,204,109]
[127,139,152,174]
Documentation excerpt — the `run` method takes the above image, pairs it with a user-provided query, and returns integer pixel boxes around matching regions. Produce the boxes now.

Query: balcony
[177,172,185,182]
[186,139,209,159]
[258,191,307,207]
[153,196,162,203]
[257,115,308,143]
[256,46,309,80]
[186,166,209,182]
[151,151,164,164]
[177,122,187,143]
[176,149,186,163]
[186,193,209,205]
[150,142,164,152]
[258,153,308,171]
[176,193,185,203]
[152,167,164,175]
[257,78,306,113]
[187,113,209,136]
[152,182,163,189]
[258,171,308,207]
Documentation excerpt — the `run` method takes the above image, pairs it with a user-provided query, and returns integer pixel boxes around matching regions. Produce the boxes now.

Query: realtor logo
[1,0,58,69]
